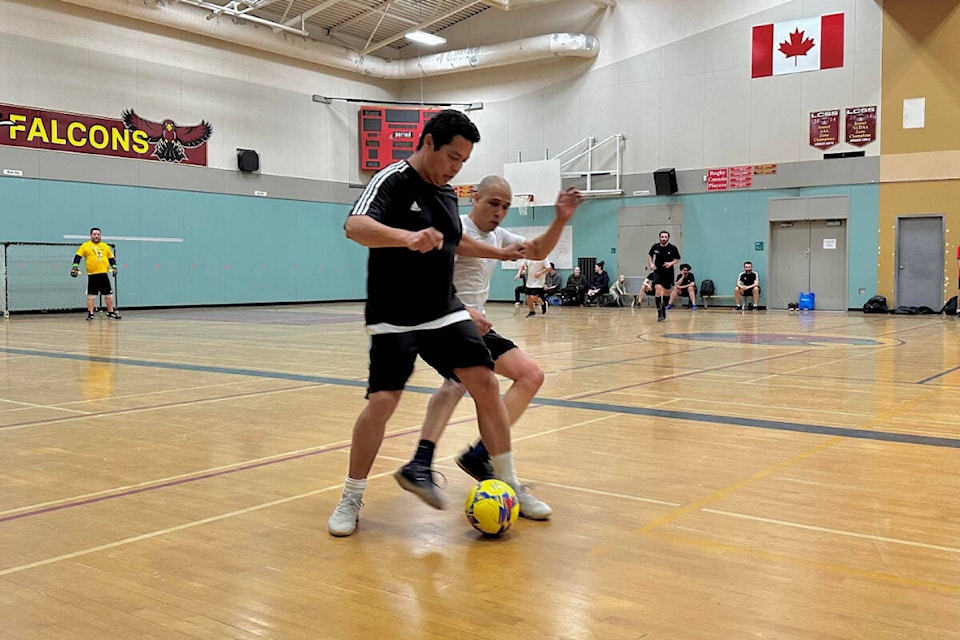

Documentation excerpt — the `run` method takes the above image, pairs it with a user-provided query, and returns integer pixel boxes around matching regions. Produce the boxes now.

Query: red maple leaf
[778,28,816,66]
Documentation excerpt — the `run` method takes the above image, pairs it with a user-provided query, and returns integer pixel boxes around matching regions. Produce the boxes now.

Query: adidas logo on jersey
[410,201,421,212]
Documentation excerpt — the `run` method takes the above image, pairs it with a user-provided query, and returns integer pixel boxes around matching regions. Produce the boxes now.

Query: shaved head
[469,175,513,232]
[477,175,511,198]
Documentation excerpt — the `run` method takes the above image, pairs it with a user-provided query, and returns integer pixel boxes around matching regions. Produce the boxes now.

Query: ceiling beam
[361,0,484,54]
[281,0,350,28]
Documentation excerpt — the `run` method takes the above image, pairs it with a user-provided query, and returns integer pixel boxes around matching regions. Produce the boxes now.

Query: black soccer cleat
[394,462,445,509]
[106,311,122,319]
[456,448,496,482]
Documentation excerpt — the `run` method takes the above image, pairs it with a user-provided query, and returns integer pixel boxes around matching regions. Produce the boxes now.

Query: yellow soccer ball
[465,479,519,536]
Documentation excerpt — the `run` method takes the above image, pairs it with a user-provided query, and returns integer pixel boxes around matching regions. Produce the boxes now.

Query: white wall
[0,0,883,189]
[401,0,883,185]
[0,0,398,182]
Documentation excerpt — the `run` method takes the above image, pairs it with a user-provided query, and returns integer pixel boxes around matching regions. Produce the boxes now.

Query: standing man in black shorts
[647,230,681,321]
[393,176,582,519]
[70,227,121,320]
[328,111,526,537]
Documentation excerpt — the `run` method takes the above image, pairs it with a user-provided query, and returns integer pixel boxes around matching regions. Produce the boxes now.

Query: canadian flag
[752,13,844,78]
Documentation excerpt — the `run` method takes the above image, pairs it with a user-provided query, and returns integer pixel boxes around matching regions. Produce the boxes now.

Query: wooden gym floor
[1,303,958,639]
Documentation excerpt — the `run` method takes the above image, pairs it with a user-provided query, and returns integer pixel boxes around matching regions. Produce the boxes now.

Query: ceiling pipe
[57,0,600,79]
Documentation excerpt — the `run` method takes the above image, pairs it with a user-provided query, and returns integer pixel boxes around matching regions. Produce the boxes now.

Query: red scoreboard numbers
[359,106,441,171]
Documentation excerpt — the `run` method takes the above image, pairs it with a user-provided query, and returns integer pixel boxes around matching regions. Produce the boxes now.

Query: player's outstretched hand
[70,267,79,278]
[112,268,118,277]
[554,187,584,223]
[501,243,526,261]
[407,228,444,253]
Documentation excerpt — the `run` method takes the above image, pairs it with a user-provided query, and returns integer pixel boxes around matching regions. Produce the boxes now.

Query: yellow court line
[636,437,842,534]
[653,531,960,595]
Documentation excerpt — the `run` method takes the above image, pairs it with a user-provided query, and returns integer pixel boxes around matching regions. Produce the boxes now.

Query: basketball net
[514,193,534,217]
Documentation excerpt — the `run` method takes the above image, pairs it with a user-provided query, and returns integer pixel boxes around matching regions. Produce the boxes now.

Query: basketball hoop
[514,193,534,217]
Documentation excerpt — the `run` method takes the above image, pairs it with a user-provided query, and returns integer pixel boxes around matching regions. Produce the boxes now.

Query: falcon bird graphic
[121,109,212,163]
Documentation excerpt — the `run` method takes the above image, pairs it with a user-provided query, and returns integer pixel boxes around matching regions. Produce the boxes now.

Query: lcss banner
[0,103,211,165]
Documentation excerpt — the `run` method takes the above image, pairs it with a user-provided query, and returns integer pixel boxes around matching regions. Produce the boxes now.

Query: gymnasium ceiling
[171,0,616,56]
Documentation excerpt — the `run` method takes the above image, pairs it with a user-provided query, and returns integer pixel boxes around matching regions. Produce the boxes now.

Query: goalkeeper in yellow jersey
[71,227,121,320]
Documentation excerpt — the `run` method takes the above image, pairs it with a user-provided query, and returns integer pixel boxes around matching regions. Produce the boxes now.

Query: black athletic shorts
[367,320,494,394]
[651,271,674,290]
[482,329,518,361]
[87,273,112,296]
[525,286,545,298]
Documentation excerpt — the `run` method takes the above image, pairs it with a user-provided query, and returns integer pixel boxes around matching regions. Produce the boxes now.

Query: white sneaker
[516,486,552,520]
[328,492,363,536]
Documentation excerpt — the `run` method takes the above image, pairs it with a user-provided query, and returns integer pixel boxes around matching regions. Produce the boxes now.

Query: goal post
[1,242,119,318]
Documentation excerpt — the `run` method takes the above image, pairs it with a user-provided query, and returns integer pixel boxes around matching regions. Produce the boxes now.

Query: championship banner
[845,105,877,147]
[0,103,212,165]
[810,109,840,150]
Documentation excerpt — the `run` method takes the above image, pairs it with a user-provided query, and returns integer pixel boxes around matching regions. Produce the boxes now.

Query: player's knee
[519,363,545,391]
[365,391,401,420]
[438,378,466,401]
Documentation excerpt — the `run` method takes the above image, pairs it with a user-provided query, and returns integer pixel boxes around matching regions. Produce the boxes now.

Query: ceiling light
[405,30,447,46]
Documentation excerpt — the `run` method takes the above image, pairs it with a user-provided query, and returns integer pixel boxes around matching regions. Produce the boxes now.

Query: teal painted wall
[0,178,365,308]
[2,177,877,310]
[488,185,879,309]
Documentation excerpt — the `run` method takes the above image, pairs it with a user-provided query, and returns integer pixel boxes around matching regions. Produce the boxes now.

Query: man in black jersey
[734,261,761,310]
[647,230,681,321]
[328,110,526,537]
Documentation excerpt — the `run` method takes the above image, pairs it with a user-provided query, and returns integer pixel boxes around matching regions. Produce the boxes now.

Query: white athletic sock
[490,451,521,489]
[344,476,367,496]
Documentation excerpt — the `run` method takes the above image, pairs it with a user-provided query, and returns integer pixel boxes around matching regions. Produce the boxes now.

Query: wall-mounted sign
[728,165,753,189]
[753,163,778,175]
[706,168,728,191]
[0,103,211,165]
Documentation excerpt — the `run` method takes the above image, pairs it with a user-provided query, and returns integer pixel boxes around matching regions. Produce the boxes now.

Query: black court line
[2,347,958,449]
[917,365,960,385]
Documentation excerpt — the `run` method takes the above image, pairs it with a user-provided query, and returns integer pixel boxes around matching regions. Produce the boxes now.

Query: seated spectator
[605,274,630,307]
[561,266,587,306]
[734,261,761,310]
[636,273,655,307]
[513,263,527,307]
[585,261,610,306]
[667,263,697,310]
[544,263,562,301]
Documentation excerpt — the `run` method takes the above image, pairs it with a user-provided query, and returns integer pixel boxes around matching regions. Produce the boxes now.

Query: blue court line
[3,347,959,449]
[917,366,960,385]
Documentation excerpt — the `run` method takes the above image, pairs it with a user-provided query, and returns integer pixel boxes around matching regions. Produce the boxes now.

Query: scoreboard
[358,106,441,171]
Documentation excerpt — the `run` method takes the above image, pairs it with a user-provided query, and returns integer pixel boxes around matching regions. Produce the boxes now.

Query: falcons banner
[0,103,212,165]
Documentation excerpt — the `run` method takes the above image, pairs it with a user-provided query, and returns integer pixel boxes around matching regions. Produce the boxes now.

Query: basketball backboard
[502,159,562,208]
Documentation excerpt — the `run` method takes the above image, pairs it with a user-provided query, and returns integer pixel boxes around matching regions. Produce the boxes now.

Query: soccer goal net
[1,242,118,317]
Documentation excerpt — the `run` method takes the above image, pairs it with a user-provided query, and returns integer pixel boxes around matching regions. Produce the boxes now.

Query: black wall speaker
[653,168,678,195]
[237,149,260,173]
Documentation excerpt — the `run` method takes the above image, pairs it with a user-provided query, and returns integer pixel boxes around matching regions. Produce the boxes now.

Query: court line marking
[3,346,959,449]
[0,383,323,432]
[635,438,842,534]
[917,365,960,385]
[700,508,960,554]
[652,531,960,595]
[0,399,90,415]
[0,414,617,575]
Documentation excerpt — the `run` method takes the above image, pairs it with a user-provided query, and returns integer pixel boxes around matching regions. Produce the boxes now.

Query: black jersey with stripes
[348,160,465,328]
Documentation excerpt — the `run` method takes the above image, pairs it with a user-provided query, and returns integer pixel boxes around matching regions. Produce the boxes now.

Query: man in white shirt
[395,175,582,519]
[521,256,551,318]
